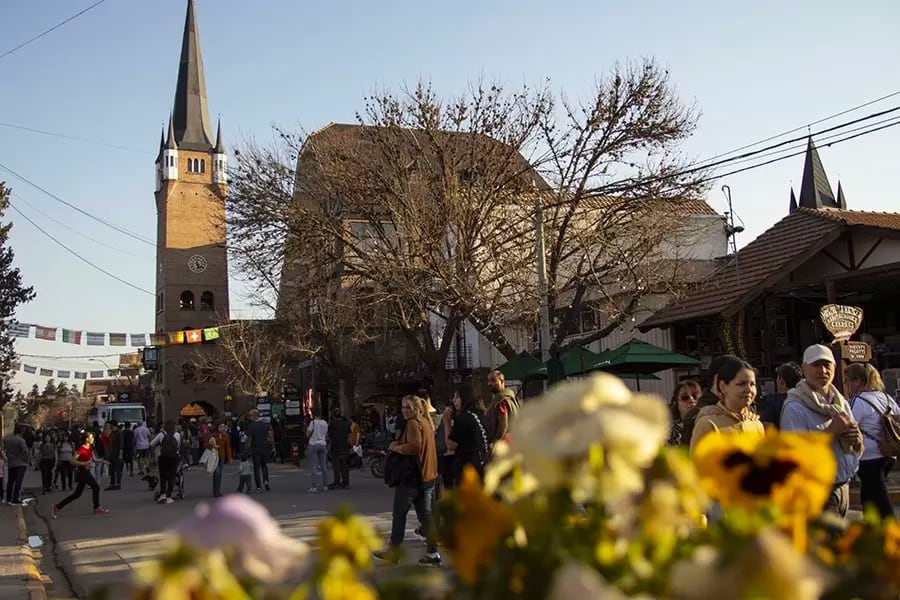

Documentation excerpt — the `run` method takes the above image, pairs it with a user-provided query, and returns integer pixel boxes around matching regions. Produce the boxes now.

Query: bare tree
[227,59,709,401]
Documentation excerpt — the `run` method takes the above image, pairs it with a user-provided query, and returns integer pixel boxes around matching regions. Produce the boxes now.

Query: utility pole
[535,192,552,363]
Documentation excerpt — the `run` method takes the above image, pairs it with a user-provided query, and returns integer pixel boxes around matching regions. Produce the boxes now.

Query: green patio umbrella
[587,338,700,390]
[496,353,543,381]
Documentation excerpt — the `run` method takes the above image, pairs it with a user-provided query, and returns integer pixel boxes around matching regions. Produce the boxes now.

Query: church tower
[154,0,229,419]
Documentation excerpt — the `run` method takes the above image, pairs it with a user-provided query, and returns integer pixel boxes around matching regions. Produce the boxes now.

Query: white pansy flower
[512,373,670,504]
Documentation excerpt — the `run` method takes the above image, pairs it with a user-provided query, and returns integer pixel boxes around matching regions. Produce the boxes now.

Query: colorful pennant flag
[168,331,185,345]
[151,333,167,346]
[39,368,53,377]
[130,333,148,347]
[12,323,31,338]
[57,370,71,378]
[89,370,104,378]
[23,364,36,374]
[185,329,203,344]
[35,326,57,341]
[109,333,127,347]
[74,372,87,380]
[61,329,82,344]
[86,332,105,346]
[202,327,220,341]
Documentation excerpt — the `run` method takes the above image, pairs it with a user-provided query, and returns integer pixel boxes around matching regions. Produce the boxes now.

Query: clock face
[188,255,208,273]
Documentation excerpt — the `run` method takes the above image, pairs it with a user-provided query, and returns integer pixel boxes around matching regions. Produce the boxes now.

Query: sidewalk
[0,502,46,600]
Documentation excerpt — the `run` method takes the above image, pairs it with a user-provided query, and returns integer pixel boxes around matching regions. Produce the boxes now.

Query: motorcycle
[366,447,388,479]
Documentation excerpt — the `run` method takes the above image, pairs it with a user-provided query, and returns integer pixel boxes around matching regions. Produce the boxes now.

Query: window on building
[200,291,214,311]
[200,159,205,173]
[156,293,164,313]
[181,362,196,383]
[180,290,195,310]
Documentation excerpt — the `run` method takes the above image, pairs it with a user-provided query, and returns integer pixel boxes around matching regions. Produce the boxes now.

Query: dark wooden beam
[846,232,857,270]
[822,250,851,272]
[857,237,883,270]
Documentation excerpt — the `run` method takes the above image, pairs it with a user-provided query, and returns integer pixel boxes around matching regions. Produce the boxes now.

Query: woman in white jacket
[847,362,898,519]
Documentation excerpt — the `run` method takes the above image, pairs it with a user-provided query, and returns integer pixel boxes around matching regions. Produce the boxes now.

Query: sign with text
[841,341,872,362]
[820,304,864,343]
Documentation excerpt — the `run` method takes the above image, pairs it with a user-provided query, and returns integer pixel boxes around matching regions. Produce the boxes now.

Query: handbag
[384,452,420,487]
[852,392,900,457]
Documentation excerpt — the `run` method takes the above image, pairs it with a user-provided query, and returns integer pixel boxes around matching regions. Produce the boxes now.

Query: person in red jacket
[52,431,109,518]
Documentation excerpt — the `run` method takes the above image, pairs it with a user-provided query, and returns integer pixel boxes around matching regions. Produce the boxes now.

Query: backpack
[852,392,900,457]
[159,433,179,459]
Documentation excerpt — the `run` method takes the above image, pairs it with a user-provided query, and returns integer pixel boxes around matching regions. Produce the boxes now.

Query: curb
[14,506,47,600]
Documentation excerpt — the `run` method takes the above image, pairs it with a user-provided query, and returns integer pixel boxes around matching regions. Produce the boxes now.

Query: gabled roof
[640,207,900,329]
[171,0,214,151]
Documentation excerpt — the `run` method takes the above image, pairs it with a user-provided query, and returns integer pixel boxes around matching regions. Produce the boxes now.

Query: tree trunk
[428,363,453,410]
[338,376,357,416]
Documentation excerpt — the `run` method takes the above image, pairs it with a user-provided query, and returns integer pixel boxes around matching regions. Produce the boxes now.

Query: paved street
[22,462,438,598]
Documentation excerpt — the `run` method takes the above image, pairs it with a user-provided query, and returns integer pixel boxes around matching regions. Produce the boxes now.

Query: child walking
[236,450,252,493]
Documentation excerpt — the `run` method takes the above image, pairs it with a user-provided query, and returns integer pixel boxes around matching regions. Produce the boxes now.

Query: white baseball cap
[803,344,835,365]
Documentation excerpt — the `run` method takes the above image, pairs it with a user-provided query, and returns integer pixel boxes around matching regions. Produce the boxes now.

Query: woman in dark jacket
[448,380,490,483]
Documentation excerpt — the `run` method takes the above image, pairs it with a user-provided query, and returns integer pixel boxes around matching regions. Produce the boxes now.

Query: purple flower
[173,494,309,580]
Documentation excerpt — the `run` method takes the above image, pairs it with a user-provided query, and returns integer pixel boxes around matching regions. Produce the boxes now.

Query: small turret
[155,125,166,192]
[162,116,179,181]
[836,181,848,210]
[212,118,227,185]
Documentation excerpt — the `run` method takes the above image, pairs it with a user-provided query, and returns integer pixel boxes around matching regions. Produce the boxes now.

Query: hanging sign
[820,304,864,343]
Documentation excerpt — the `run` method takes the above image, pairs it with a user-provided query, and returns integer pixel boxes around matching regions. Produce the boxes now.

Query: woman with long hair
[668,380,701,446]
[691,357,764,452]
[847,362,898,519]
[52,431,109,518]
[449,380,490,482]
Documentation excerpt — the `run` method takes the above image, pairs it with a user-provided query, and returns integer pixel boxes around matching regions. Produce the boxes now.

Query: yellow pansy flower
[692,429,835,517]
[441,466,514,585]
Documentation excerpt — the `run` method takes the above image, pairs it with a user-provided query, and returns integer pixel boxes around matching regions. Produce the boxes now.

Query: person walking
[690,357,765,451]
[847,362,898,520]
[2,425,29,505]
[781,344,863,519]
[449,382,490,483]
[133,421,151,475]
[52,431,109,518]
[106,422,123,491]
[210,423,232,498]
[122,423,135,477]
[328,408,352,490]
[374,395,441,566]
[57,436,74,491]
[246,409,273,492]
[485,371,519,451]
[306,412,329,493]
[38,432,57,494]
[150,420,181,504]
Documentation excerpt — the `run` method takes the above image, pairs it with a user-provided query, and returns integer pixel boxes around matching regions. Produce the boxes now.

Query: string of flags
[20,365,123,379]
[12,323,226,347]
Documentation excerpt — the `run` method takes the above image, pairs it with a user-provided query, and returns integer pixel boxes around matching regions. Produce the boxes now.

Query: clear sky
[2,0,899,392]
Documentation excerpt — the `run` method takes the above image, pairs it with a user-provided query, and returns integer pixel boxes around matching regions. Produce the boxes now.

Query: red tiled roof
[638,208,900,328]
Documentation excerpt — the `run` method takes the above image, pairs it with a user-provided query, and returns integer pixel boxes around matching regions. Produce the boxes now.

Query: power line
[0,161,156,246]
[11,194,153,260]
[0,122,149,155]
[9,203,154,296]
[0,0,110,61]
[694,88,900,165]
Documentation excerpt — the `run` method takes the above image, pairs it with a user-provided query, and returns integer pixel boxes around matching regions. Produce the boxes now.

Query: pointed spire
[789,187,798,214]
[836,181,848,210]
[165,115,178,150]
[798,136,837,210]
[171,0,214,151]
[214,117,225,154]
[155,125,166,162]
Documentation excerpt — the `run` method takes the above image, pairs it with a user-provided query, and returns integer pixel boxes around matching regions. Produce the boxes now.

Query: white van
[90,403,147,427]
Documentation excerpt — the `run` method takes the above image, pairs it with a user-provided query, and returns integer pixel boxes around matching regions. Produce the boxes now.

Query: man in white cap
[781,344,863,518]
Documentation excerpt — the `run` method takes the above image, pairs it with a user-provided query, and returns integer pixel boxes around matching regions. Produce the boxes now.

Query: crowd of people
[669,343,898,520]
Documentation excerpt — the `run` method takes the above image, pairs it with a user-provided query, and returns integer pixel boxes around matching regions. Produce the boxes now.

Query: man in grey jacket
[3,424,30,504]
